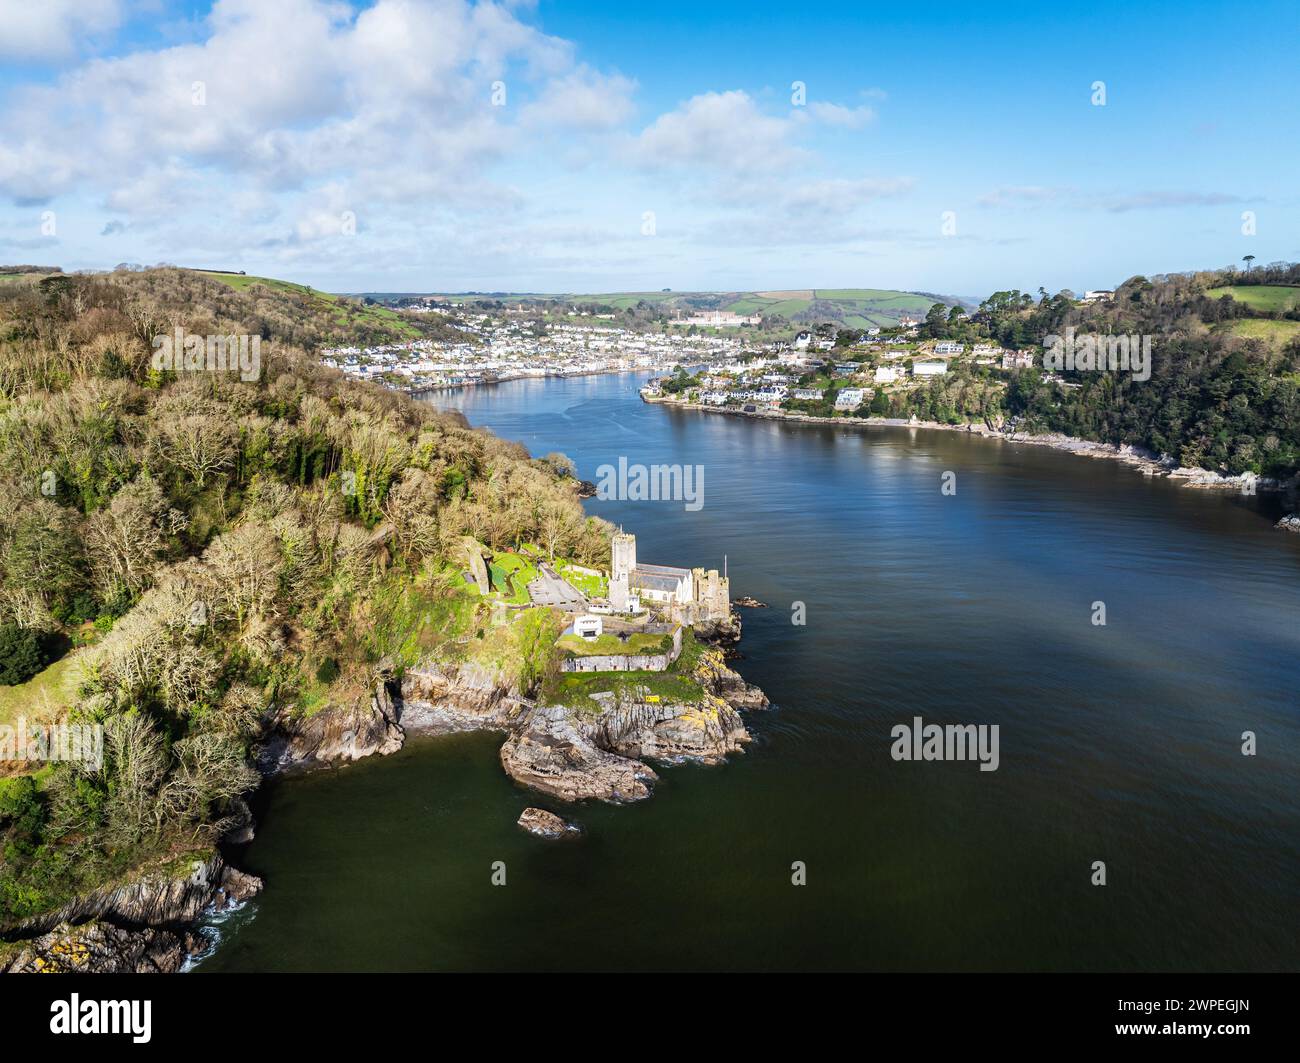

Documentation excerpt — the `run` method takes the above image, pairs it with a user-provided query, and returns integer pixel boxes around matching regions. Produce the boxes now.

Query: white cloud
[519,66,637,130]
[0,0,124,61]
[631,90,804,172]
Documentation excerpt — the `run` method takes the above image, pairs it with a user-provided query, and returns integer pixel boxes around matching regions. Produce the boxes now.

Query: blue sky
[0,0,1295,297]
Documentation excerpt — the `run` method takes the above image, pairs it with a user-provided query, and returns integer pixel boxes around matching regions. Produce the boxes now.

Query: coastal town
[320,305,754,392]
[641,324,1037,418]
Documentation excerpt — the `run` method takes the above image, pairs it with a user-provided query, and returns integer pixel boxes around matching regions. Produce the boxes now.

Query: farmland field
[1217,318,1300,345]
[1204,285,1300,312]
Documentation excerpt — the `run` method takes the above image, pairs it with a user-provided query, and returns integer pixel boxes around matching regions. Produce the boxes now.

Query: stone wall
[560,625,682,673]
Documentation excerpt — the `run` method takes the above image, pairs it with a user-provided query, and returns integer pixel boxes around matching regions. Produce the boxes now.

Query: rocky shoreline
[0,854,261,974]
[3,622,766,973]
[646,395,1299,508]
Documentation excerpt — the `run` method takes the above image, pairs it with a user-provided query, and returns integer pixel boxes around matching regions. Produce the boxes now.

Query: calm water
[203,372,1300,972]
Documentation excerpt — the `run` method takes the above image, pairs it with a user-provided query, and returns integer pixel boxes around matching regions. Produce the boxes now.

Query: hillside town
[320,311,751,392]
[642,327,1036,418]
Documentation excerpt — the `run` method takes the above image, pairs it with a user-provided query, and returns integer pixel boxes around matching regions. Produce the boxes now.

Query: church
[608,532,731,623]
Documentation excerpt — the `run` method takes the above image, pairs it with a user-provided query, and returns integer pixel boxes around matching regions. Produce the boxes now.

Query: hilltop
[361,287,963,329]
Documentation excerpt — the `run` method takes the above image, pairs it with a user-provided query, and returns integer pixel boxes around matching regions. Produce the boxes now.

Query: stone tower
[609,532,637,612]
[692,566,730,621]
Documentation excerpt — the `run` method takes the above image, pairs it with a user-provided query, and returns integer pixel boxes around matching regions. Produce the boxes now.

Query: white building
[834,388,867,411]
[913,360,949,377]
[873,366,899,384]
[934,341,964,355]
[573,615,603,640]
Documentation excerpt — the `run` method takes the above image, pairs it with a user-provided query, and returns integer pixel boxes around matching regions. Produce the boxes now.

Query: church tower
[609,532,637,612]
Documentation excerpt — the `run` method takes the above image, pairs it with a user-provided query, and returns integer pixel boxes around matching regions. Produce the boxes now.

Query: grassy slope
[198,271,423,340]
[1205,285,1300,312]
[0,653,87,730]
[1217,318,1300,346]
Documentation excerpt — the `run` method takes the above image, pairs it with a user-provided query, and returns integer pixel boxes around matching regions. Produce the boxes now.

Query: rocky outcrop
[497,651,764,802]
[1,853,261,974]
[1276,514,1300,534]
[500,706,659,802]
[1,922,204,974]
[256,678,403,773]
[517,807,579,838]
[693,611,743,646]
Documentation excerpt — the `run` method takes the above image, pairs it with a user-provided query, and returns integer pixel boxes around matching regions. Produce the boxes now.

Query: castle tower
[609,532,637,612]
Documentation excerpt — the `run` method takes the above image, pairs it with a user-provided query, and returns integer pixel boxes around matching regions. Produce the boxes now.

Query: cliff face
[401,646,768,803]
[255,679,404,773]
[1,854,261,974]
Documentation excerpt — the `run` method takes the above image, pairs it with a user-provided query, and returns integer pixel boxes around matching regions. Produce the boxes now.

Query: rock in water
[517,807,578,838]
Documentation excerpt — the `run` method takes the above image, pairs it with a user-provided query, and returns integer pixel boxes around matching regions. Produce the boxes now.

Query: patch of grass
[557,562,605,598]
[1205,285,1300,313]
[1217,318,1300,346]
[556,631,673,657]
[0,652,86,729]
[489,551,539,604]
[541,669,706,711]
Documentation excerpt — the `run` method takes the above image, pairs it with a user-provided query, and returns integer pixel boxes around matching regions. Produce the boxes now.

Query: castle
[608,532,730,624]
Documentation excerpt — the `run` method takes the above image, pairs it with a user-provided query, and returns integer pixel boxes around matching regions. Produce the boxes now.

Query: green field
[1217,318,1300,346]
[1205,285,1300,312]
[198,271,422,338]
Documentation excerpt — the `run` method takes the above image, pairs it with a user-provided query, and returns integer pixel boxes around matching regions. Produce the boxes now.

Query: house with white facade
[873,366,900,384]
[834,388,867,411]
[913,360,949,377]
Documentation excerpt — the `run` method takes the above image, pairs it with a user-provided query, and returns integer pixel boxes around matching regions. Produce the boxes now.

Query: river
[200,371,1300,972]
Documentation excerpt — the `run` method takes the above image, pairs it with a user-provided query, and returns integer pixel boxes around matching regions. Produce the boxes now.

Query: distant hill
[361,287,966,328]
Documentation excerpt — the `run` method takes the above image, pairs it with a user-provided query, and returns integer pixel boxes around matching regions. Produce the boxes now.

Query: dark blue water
[204,372,1300,972]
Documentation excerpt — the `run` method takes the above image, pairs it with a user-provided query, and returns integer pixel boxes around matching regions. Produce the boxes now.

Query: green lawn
[490,552,540,604]
[1205,285,1300,312]
[557,563,606,598]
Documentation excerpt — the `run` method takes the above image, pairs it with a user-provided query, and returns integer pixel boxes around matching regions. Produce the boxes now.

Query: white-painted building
[913,360,949,377]
[874,366,899,384]
[834,388,867,410]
